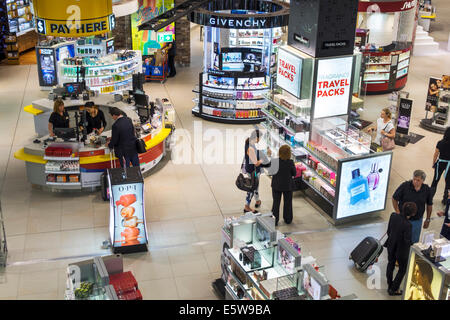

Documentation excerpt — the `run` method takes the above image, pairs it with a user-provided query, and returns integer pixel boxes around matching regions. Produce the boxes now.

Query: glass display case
[5,0,34,34]
[59,50,142,95]
[219,213,351,301]
[192,10,286,124]
[357,0,416,94]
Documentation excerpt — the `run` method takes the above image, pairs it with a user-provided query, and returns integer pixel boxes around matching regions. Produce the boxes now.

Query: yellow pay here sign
[33,0,115,37]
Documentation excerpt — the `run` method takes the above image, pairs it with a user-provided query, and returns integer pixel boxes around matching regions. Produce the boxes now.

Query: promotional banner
[425,77,441,112]
[442,75,450,89]
[131,0,175,56]
[36,47,58,87]
[404,252,443,300]
[313,56,354,119]
[336,153,392,219]
[396,98,413,135]
[33,0,115,37]
[276,48,303,98]
[111,183,148,248]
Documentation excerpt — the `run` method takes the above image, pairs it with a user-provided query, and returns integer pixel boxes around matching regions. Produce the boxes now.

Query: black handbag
[134,126,147,154]
[136,138,147,154]
[235,158,259,192]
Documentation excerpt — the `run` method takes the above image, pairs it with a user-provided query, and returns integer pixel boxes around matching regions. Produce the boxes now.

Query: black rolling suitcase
[349,235,385,272]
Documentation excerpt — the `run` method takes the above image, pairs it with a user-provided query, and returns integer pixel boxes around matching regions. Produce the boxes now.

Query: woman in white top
[368,108,396,145]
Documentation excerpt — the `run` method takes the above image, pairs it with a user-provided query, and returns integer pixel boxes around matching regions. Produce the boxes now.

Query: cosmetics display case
[217,213,354,301]
[403,243,450,300]
[421,79,450,134]
[260,45,391,224]
[190,4,289,124]
[59,50,142,95]
[65,254,143,300]
[356,0,417,94]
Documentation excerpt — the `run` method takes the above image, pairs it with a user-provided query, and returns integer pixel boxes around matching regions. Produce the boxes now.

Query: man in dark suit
[107,107,139,168]
[385,202,417,296]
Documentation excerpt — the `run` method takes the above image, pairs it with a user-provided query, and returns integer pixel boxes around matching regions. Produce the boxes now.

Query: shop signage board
[108,167,148,254]
[425,77,441,112]
[313,56,354,119]
[358,0,417,13]
[33,0,115,37]
[396,98,413,135]
[36,47,58,87]
[157,32,174,43]
[276,48,303,98]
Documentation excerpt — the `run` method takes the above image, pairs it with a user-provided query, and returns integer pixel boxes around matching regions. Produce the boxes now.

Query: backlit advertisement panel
[313,56,354,119]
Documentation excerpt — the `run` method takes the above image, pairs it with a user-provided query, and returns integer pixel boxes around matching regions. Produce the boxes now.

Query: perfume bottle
[348,168,370,205]
[367,163,381,191]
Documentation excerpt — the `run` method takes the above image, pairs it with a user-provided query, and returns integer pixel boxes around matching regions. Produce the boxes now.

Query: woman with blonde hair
[271,145,297,226]
[368,107,396,150]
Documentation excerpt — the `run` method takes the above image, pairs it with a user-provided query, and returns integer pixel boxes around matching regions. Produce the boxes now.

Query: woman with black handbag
[243,130,263,213]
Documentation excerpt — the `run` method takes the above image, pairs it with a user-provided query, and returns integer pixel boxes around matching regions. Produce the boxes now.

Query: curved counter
[15,94,175,191]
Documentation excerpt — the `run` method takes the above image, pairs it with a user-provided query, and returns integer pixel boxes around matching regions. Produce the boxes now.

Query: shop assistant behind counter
[48,99,70,137]
[84,102,107,135]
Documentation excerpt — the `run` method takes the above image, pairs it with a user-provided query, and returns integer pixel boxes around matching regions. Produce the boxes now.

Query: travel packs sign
[276,48,303,98]
[33,0,115,37]
[313,56,354,119]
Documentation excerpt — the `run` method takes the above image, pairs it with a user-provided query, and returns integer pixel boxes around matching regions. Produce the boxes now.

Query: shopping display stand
[356,0,418,94]
[215,212,356,301]
[65,254,143,300]
[420,77,450,134]
[260,0,393,225]
[108,166,148,254]
[187,1,289,124]
[403,240,450,300]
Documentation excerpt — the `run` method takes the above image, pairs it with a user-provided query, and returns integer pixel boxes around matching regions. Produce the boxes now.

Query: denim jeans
[410,218,423,244]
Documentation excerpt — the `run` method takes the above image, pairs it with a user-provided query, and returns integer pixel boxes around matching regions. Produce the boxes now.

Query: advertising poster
[336,153,392,219]
[313,56,353,119]
[425,77,441,112]
[405,252,443,300]
[442,75,450,90]
[55,44,75,62]
[303,270,321,300]
[278,246,295,274]
[396,98,413,135]
[36,47,58,87]
[276,48,303,98]
[111,183,148,248]
[131,0,175,56]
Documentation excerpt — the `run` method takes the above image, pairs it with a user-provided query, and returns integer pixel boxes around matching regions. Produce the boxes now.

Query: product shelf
[203,84,270,92]
[46,182,81,187]
[44,156,79,161]
[45,171,80,175]
[301,178,335,206]
[297,159,336,189]
[203,104,262,111]
[261,108,295,135]
[264,93,310,123]
[87,78,132,88]
[199,110,265,122]
[302,145,338,173]
[61,64,139,79]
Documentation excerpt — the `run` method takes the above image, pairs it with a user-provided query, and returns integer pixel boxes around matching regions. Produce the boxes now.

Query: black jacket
[108,116,137,154]
[385,212,412,259]
[271,159,297,192]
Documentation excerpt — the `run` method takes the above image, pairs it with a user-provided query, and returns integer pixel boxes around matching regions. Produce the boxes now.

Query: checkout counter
[15,94,175,192]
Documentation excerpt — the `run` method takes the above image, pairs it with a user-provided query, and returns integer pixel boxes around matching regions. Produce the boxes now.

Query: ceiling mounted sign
[358,0,417,13]
[33,0,115,37]
[189,0,290,29]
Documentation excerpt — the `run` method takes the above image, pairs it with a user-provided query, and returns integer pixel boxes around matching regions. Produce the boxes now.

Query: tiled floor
[1,21,450,300]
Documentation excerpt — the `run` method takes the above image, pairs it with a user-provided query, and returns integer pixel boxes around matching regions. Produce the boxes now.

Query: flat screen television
[301,264,329,300]
[64,82,83,95]
[222,52,242,64]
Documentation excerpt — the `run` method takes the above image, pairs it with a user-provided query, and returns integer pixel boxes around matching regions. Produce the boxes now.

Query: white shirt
[375,118,394,144]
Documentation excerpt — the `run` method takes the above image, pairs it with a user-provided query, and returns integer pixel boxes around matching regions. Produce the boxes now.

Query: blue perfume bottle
[348,168,370,205]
